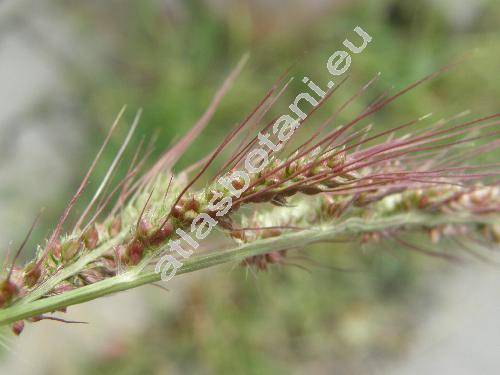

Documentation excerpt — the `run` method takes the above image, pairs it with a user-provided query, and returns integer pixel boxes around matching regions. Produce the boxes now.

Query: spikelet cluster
[1,60,499,334]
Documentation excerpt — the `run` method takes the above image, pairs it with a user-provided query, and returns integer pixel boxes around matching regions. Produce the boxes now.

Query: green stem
[0,212,496,326]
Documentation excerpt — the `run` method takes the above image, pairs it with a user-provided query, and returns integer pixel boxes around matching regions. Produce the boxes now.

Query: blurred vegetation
[2,0,499,373]
[82,248,418,374]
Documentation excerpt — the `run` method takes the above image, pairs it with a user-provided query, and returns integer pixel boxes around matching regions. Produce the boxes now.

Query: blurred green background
[0,0,499,374]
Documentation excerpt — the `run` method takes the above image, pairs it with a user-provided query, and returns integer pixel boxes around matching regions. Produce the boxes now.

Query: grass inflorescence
[0,57,498,335]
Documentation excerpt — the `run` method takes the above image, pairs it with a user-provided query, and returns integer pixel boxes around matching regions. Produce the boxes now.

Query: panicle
[1,57,498,333]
